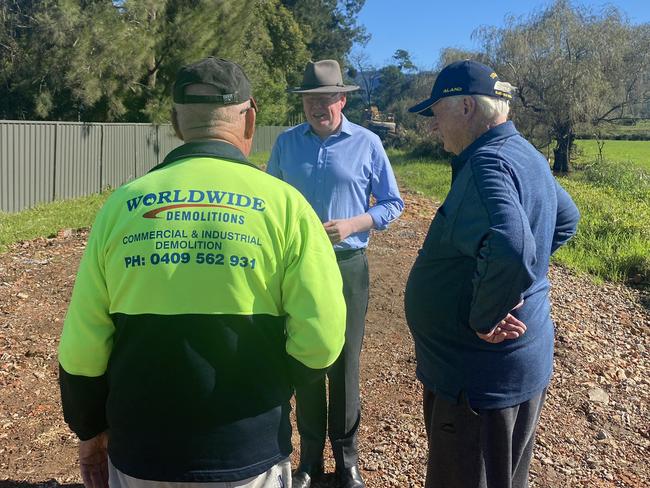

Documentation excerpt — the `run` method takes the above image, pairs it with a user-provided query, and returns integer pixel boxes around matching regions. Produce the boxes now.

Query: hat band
[300,83,346,88]
[176,93,242,104]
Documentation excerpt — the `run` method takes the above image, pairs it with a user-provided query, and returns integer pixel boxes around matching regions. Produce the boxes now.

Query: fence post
[52,122,58,202]
[133,125,138,178]
[99,124,104,192]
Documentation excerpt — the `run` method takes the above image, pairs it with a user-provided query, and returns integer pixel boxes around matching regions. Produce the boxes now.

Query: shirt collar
[150,140,258,173]
[451,121,518,175]
[339,114,354,135]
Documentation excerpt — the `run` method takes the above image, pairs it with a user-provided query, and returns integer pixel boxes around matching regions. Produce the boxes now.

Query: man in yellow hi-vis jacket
[58,57,346,488]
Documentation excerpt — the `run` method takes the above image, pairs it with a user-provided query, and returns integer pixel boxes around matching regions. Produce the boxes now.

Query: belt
[335,248,365,261]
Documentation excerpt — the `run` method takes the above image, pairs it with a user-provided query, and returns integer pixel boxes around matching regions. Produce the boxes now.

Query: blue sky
[356,0,650,69]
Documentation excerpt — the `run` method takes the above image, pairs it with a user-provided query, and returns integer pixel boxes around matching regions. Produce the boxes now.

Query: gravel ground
[0,191,648,488]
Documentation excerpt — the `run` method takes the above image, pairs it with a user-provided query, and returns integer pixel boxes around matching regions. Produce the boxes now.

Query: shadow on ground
[0,482,82,488]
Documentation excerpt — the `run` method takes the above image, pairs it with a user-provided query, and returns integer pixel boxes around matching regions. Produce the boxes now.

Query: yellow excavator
[363,105,397,140]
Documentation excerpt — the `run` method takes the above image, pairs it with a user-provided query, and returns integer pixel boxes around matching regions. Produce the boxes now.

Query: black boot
[335,465,365,488]
[292,459,324,488]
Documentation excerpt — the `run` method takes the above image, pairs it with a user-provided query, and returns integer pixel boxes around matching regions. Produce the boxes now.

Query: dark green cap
[173,57,252,105]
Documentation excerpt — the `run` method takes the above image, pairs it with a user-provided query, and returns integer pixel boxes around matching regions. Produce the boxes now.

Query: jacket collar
[150,140,257,173]
[451,121,518,177]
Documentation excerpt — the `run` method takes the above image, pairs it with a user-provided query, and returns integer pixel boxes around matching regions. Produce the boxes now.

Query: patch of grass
[0,192,110,253]
[2,148,648,286]
[248,151,269,168]
[388,149,451,202]
[575,140,650,171]
[389,149,650,286]
[578,120,650,139]
[554,161,650,284]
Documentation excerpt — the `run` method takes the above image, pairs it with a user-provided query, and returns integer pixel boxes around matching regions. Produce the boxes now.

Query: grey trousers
[108,458,291,488]
[423,388,546,488]
[294,250,369,468]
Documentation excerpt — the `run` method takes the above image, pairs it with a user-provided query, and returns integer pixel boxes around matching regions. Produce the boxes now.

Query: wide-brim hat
[289,60,359,94]
[409,60,513,116]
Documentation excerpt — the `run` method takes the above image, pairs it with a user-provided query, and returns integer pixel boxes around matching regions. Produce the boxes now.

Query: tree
[0,0,40,119]
[0,0,311,124]
[373,49,417,111]
[109,0,251,122]
[476,0,650,172]
[281,0,368,61]
[392,48,416,73]
[347,49,379,108]
[436,47,489,69]
[232,0,310,125]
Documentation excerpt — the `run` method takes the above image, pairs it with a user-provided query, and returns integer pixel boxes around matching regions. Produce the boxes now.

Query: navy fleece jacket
[405,121,579,409]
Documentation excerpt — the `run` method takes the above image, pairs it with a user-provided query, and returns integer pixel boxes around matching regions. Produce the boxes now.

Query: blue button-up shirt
[267,115,404,251]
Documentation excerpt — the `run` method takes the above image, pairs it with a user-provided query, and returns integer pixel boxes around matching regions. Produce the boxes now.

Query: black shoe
[335,465,365,488]
[292,461,324,488]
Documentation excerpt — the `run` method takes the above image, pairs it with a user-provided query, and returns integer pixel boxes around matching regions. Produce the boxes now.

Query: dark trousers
[423,387,546,488]
[295,250,369,469]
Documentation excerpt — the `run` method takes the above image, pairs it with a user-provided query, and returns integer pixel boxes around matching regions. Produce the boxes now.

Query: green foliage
[390,148,650,287]
[101,0,254,122]
[247,151,269,168]
[388,150,451,202]
[392,49,416,72]
[233,0,310,125]
[558,173,650,285]
[1,0,363,125]
[0,0,253,122]
[0,192,110,253]
[281,0,368,61]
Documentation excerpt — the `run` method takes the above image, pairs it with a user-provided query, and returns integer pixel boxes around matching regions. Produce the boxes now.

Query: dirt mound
[0,191,648,487]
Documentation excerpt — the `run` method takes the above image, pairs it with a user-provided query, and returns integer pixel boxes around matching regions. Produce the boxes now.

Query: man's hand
[323,219,355,244]
[476,300,527,344]
[79,431,109,488]
[476,313,527,343]
[323,214,374,244]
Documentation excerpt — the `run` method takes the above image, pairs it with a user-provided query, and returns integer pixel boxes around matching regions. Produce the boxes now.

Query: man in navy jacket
[405,60,579,488]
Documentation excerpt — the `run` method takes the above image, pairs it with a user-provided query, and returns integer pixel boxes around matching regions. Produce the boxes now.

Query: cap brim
[288,85,359,94]
[408,97,437,117]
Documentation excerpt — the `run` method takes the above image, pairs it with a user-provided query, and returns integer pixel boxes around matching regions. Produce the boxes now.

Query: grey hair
[442,81,514,122]
[474,81,515,121]
[473,94,511,121]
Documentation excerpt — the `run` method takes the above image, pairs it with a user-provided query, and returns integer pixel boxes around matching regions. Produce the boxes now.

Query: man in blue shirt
[267,59,403,488]
[405,60,580,488]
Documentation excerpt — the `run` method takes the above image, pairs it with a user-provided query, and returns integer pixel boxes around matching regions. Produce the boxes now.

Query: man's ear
[340,93,347,110]
[244,106,256,141]
[171,107,183,141]
[463,96,476,117]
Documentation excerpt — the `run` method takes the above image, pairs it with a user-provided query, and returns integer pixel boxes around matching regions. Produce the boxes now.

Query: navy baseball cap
[409,60,512,116]
[173,57,252,105]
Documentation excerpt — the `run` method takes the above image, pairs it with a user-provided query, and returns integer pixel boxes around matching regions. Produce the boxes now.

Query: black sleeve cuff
[59,364,109,440]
